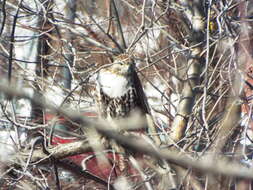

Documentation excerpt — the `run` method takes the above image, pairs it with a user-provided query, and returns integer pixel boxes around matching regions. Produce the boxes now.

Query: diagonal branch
[0,83,253,180]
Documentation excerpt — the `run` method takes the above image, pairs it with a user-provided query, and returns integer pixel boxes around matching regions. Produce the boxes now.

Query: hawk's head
[103,54,134,77]
[96,54,135,98]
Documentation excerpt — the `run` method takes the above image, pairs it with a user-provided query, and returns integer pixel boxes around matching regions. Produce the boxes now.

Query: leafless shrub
[0,0,252,189]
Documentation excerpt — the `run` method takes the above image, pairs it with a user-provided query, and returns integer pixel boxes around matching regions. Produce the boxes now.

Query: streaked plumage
[96,54,150,121]
[95,54,154,172]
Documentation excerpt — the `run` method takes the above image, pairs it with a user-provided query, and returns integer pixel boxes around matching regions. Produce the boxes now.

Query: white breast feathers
[97,71,131,98]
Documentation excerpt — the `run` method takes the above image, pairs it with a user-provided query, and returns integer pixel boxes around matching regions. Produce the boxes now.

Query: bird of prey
[95,54,150,125]
[95,54,160,173]
[95,54,153,172]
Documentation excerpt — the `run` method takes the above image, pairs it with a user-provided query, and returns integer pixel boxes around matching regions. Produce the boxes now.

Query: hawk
[95,54,150,125]
[95,54,159,172]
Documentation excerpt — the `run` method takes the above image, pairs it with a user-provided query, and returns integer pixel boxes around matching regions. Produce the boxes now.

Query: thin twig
[111,0,127,49]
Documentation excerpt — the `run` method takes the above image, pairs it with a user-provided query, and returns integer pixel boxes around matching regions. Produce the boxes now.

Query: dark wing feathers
[132,70,151,115]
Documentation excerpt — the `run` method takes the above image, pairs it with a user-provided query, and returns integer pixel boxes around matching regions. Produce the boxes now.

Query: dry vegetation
[0,0,253,189]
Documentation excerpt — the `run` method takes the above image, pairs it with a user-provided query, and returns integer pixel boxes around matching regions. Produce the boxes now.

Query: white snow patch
[0,130,27,163]
[15,87,34,118]
[144,78,180,128]
[44,85,65,107]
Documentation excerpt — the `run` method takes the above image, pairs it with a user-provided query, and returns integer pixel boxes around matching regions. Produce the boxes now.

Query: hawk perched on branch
[96,54,150,123]
[95,54,160,172]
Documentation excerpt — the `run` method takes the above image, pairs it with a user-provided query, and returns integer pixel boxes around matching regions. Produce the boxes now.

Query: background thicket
[0,0,253,189]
